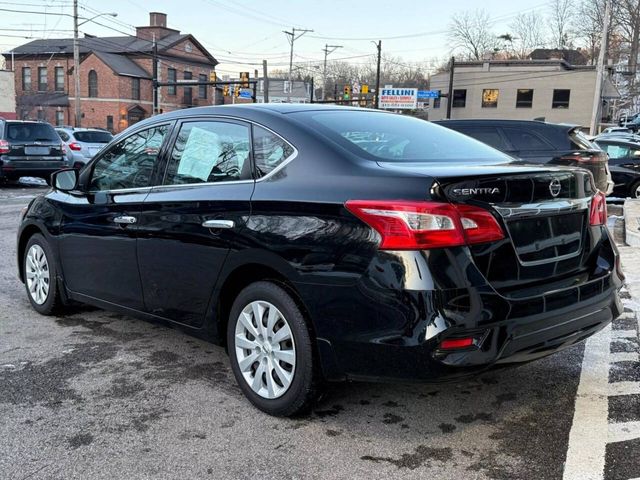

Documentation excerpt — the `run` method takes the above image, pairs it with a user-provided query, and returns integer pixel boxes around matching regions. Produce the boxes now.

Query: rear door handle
[114,215,137,225]
[202,219,235,229]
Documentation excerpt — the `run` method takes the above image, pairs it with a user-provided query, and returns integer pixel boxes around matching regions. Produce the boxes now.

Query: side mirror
[51,168,79,192]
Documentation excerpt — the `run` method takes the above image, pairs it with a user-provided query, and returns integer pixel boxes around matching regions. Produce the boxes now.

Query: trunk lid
[377,161,598,297]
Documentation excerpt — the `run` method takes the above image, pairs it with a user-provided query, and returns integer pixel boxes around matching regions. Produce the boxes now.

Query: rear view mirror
[52,169,78,192]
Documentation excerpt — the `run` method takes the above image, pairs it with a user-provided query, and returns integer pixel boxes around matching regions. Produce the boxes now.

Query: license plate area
[507,212,584,264]
[24,146,51,155]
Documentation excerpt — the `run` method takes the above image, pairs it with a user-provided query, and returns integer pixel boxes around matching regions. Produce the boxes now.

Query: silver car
[55,127,113,168]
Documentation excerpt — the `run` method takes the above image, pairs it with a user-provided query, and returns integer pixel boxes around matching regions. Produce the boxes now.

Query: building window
[106,115,114,132]
[38,67,47,91]
[552,89,570,109]
[452,89,467,108]
[167,68,177,95]
[37,109,45,121]
[199,74,207,99]
[132,78,140,100]
[88,70,98,97]
[22,67,31,91]
[433,91,442,109]
[516,89,534,108]
[184,71,192,105]
[55,110,64,126]
[482,89,499,108]
[55,66,64,92]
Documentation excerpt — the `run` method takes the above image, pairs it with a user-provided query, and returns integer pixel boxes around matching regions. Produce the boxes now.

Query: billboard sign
[379,88,418,109]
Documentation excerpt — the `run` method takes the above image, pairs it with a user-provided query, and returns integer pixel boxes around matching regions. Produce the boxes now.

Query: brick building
[3,12,218,133]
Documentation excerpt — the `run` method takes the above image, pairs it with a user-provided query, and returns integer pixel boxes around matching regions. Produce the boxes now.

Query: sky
[0,0,555,75]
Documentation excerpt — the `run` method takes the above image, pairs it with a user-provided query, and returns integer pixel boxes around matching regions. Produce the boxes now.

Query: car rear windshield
[73,131,113,143]
[296,111,508,162]
[5,122,59,142]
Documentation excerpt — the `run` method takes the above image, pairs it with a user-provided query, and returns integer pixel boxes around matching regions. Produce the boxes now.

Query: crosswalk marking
[608,381,640,396]
[610,352,638,363]
[611,329,637,339]
[608,421,640,443]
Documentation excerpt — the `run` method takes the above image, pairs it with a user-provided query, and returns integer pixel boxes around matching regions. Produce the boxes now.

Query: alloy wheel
[234,300,296,399]
[25,244,50,305]
[635,183,640,199]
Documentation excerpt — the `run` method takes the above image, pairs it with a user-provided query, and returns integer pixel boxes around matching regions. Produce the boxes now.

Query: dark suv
[435,119,613,194]
[17,105,623,416]
[0,120,67,183]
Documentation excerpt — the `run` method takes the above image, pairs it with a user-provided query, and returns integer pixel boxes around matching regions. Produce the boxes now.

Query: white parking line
[608,421,640,443]
[563,324,611,480]
[609,381,640,396]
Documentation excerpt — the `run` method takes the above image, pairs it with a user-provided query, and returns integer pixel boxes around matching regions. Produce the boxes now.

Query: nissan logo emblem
[549,179,561,197]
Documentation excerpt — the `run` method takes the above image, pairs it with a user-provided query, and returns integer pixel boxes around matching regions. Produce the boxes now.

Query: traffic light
[234,85,240,97]
[240,72,250,88]
[209,71,217,82]
[343,85,351,100]
[222,85,230,96]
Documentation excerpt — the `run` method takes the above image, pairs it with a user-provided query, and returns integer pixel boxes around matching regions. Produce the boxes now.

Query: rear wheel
[23,233,64,315]
[631,180,640,199]
[227,281,318,416]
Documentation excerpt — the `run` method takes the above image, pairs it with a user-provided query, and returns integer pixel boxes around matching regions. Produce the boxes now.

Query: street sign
[379,88,418,110]
[239,90,252,99]
[352,81,360,95]
[361,84,369,94]
[417,90,439,99]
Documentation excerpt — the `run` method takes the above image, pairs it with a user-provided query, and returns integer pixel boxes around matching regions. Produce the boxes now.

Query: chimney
[136,12,178,41]
[149,12,167,28]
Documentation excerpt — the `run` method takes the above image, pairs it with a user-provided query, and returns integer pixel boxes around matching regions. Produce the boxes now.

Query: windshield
[295,111,509,163]
[5,123,59,142]
[74,131,113,143]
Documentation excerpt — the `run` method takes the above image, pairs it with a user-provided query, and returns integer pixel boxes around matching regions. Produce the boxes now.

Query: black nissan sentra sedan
[17,104,624,416]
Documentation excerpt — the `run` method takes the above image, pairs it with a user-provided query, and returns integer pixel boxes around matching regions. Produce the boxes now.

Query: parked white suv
[55,127,113,168]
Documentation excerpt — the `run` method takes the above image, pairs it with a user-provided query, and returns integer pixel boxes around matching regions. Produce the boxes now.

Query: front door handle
[114,215,137,225]
[202,219,235,229]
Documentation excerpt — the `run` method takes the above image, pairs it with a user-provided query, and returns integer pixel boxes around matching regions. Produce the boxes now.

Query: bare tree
[448,9,499,60]
[508,12,547,58]
[548,0,576,49]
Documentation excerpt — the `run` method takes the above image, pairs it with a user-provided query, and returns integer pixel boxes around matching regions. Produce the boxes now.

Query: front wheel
[630,180,640,199]
[23,233,64,315]
[227,281,318,416]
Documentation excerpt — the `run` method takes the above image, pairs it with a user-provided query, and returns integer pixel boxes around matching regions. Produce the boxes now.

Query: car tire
[630,180,640,199]
[23,233,64,315]
[227,281,318,417]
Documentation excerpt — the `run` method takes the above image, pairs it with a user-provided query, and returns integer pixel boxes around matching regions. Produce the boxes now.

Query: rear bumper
[297,239,624,382]
[0,158,67,179]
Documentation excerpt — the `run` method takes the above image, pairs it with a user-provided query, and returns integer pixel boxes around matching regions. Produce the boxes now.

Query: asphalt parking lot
[1,183,639,480]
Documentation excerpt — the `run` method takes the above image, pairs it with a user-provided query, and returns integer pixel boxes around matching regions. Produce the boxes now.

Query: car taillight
[344,200,504,250]
[561,152,606,164]
[589,191,607,226]
[68,142,82,151]
[0,139,9,154]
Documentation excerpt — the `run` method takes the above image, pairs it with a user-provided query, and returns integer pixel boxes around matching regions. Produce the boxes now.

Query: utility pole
[283,27,313,102]
[322,44,342,101]
[73,0,81,127]
[262,59,269,103]
[446,56,455,119]
[152,34,158,115]
[374,40,381,109]
[590,0,612,135]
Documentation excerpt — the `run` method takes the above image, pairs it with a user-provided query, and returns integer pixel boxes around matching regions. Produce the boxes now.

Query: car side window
[502,128,552,151]
[602,144,630,159]
[457,127,508,151]
[57,131,69,142]
[164,121,251,185]
[89,125,169,191]
[253,125,294,177]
